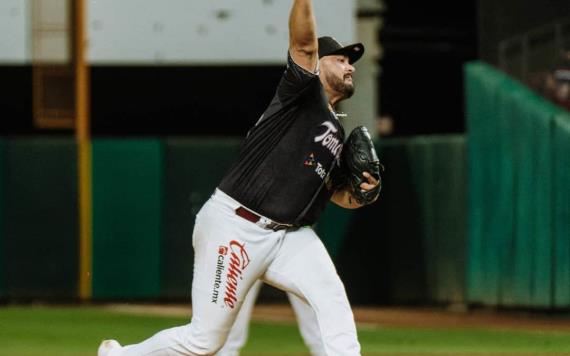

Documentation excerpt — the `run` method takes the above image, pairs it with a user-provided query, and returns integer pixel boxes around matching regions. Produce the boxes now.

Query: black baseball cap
[318,36,364,64]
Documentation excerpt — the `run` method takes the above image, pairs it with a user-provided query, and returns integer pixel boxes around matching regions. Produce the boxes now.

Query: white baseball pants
[216,279,326,356]
[114,189,360,356]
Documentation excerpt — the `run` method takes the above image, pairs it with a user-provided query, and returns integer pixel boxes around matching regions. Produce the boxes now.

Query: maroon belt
[235,206,294,231]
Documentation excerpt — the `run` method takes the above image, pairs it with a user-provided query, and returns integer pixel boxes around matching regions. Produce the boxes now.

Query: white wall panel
[0,0,29,63]
[88,0,356,64]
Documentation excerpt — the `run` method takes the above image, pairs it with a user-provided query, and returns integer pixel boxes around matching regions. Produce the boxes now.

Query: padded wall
[553,113,570,308]
[4,138,78,299]
[92,139,162,299]
[0,140,4,298]
[161,138,240,299]
[336,136,467,305]
[466,61,570,308]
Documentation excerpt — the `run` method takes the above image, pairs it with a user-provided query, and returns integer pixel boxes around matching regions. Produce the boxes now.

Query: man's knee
[191,336,227,355]
[179,324,228,355]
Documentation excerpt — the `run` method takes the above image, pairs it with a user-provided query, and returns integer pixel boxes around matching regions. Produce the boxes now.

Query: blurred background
[0,0,569,311]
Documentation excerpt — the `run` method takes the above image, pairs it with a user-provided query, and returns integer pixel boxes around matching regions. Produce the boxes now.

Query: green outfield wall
[0,135,468,304]
[0,139,4,299]
[335,135,467,305]
[466,61,570,309]
[3,138,78,299]
[1,85,567,308]
[91,139,163,300]
[553,113,570,308]
[161,138,240,299]
[0,64,567,308]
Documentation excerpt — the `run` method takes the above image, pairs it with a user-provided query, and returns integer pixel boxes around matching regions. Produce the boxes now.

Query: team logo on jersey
[303,153,327,179]
[211,240,250,308]
[314,121,343,157]
[304,153,316,166]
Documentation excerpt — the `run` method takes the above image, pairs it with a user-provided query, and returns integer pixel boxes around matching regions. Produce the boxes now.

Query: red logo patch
[218,246,228,255]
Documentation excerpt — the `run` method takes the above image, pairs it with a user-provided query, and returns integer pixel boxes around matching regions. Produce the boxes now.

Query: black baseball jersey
[218,53,345,226]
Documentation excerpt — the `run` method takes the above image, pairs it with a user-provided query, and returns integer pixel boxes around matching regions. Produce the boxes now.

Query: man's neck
[327,93,343,109]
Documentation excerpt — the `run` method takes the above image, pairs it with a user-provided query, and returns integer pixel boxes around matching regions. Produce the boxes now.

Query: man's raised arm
[289,0,318,72]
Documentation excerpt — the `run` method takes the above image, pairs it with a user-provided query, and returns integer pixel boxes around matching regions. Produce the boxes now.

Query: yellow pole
[76,0,92,300]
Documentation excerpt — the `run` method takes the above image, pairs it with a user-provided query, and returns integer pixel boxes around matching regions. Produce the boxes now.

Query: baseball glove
[340,126,383,205]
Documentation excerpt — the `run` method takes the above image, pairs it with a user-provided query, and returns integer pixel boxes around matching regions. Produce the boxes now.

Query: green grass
[0,306,569,355]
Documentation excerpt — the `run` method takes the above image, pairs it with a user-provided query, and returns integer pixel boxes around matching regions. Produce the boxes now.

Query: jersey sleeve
[276,52,319,101]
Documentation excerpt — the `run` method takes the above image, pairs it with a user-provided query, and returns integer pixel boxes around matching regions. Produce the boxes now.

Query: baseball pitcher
[98,1,381,355]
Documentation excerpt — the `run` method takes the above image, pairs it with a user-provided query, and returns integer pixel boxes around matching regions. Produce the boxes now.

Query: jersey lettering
[314,121,343,156]
[315,162,327,179]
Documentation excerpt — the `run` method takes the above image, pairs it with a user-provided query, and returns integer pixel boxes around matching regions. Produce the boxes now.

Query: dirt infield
[105,303,570,332]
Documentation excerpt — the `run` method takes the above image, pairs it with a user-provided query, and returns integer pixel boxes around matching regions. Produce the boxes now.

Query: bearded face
[324,70,355,99]
[320,55,356,100]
